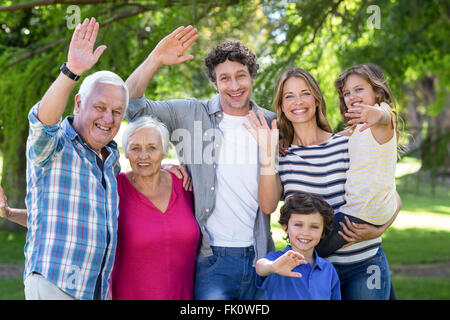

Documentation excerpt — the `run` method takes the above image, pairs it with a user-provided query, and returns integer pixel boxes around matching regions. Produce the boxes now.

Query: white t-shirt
[206,112,259,247]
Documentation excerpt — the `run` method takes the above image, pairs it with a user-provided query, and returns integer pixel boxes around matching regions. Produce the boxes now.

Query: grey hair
[78,70,129,111]
[122,116,170,155]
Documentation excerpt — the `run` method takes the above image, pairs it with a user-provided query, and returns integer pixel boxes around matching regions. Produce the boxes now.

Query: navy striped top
[278,134,382,265]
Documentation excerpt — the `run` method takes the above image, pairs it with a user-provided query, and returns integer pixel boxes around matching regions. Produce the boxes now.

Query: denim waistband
[211,246,255,257]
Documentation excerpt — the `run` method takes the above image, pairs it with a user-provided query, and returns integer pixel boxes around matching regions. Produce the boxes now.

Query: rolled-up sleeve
[27,102,63,167]
[126,95,195,134]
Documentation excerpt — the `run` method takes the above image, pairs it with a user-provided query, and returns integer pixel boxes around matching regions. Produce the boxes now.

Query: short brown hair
[204,40,259,83]
[279,192,334,240]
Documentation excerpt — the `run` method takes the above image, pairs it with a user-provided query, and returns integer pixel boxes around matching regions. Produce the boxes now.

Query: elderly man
[23,17,128,300]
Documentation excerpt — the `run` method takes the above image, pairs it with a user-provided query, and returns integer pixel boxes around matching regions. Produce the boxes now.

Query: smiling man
[125,28,276,299]
[24,18,128,300]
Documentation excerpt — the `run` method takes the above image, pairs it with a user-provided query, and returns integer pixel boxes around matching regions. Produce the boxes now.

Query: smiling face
[73,83,127,154]
[212,59,254,116]
[281,77,317,125]
[342,74,378,110]
[282,212,324,257]
[125,127,166,178]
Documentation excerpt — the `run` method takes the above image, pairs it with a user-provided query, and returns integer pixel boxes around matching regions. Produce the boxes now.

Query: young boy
[255,192,341,300]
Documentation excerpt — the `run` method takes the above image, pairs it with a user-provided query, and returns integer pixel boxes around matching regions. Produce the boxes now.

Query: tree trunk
[419,76,450,185]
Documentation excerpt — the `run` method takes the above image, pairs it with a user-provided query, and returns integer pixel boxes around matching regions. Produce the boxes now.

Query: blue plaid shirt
[24,103,120,300]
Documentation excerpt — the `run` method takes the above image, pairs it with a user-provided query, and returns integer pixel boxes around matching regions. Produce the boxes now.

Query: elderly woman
[111,116,199,299]
[0,115,199,300]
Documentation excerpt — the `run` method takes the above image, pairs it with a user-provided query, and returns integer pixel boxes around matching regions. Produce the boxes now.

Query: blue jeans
[333,247,391,300]
[194,246,263,300]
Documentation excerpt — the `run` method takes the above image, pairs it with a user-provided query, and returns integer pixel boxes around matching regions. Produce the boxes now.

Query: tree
[256,0,449,184]
[0,0,264,229]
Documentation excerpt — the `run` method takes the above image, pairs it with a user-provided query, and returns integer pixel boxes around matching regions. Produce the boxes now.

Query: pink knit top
[111,171,199,300]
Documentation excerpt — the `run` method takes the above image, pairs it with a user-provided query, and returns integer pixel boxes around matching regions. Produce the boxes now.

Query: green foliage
[0,0,448,212]
[0,230,26,264]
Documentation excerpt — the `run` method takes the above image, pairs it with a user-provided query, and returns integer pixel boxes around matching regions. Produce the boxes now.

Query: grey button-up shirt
[126,94,276,264]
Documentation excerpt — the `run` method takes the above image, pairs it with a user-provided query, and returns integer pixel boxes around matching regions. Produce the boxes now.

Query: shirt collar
[61,116,118,151]
[312,250,325,270]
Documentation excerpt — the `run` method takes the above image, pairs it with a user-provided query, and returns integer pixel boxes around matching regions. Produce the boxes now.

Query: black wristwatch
[60,62,81,81]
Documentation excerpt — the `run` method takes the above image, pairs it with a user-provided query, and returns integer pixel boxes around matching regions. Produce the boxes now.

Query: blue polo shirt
[256,245,341,300]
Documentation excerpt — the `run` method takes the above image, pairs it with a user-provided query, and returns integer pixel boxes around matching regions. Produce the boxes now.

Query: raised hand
[0,185,9,219]
[271,250,308,278]
[345,102,392,132]
[150,25,198,67]
[67,17,107,76]
[244,110,279,171]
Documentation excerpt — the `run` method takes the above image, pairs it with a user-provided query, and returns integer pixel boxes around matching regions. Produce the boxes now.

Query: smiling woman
[110,116,199,300]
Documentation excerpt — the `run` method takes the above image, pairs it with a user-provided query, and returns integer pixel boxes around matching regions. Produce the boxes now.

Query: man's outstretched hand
[150,25,198,67]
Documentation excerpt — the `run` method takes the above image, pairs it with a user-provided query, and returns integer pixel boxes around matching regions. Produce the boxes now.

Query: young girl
[315,63,402,257]
[255,191,341,300]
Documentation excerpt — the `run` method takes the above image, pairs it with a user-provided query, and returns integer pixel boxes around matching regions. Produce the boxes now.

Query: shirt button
[210,187,215,191]
[204,132,208,136]
[205,208,210,213]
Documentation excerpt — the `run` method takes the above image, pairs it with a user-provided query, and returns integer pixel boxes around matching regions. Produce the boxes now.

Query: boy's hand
[271,250,308,278]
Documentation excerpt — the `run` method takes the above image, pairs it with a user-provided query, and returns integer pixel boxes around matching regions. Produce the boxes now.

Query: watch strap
[60,62,80,81]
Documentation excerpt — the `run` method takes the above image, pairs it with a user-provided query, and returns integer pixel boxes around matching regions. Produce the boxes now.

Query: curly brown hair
[279,192,334,242]
[204,40,259,83]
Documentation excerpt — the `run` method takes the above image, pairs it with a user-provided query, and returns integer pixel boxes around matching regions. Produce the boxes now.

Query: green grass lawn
[391,276,450,300]
[0,278,24,300]
[0,230,25,300]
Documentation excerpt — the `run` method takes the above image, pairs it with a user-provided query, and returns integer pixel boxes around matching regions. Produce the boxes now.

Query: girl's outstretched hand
[345,102,391,132]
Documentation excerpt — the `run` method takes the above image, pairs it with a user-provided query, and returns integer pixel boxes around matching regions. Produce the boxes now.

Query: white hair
[123,116,170,155]
[78,70,129,111]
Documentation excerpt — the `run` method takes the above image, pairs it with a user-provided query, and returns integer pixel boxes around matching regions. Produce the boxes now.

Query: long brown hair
[273,68,332,146]
[334,63,400,143]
